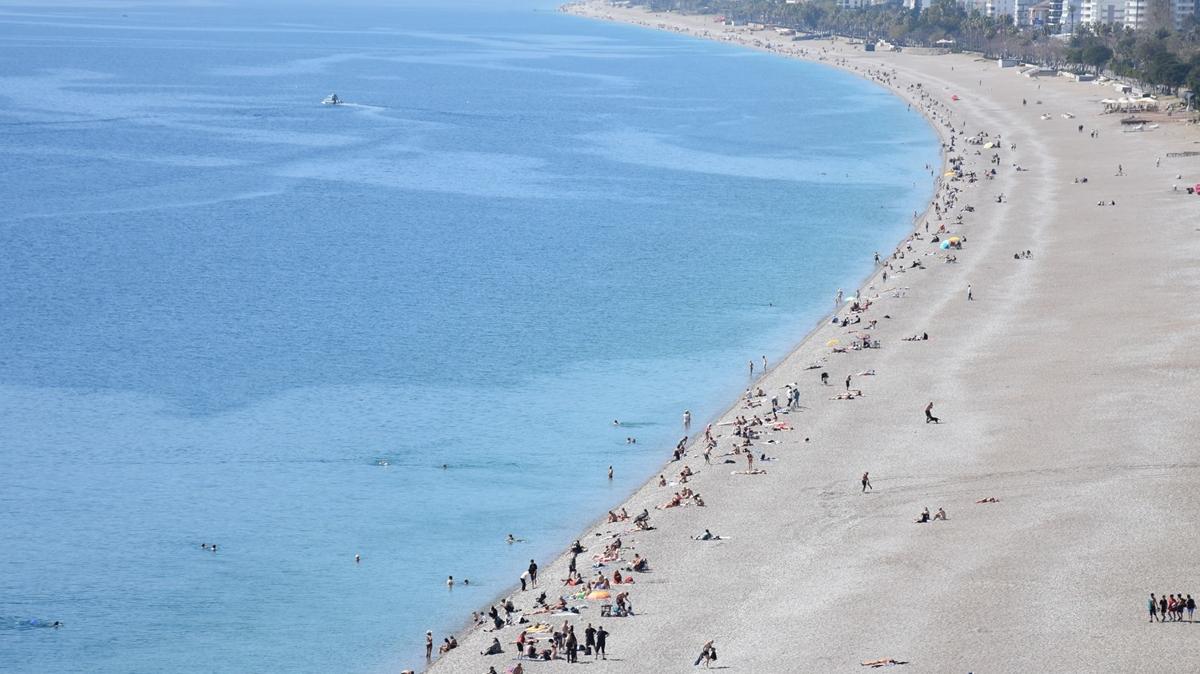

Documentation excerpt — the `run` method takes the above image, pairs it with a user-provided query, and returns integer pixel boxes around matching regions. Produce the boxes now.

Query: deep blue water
[0,1,937,672]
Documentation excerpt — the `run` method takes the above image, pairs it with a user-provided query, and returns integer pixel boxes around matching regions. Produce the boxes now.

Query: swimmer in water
[447,575,455,588]
[355,553,361,563]
[612,419,620,426]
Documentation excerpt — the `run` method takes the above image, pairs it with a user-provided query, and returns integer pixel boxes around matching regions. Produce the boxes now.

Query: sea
[0,1,938,671]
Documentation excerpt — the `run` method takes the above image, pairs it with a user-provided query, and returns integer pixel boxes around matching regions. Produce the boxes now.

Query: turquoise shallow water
[0,1,937,671]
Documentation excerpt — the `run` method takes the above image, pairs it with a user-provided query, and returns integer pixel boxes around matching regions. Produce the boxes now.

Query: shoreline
[426,2,953,659]
[430,2,1200,672]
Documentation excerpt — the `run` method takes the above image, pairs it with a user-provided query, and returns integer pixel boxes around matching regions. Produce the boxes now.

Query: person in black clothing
[925,402,940,424]
[528,559,538,586]
[566,626,578,663]
[594,626,608,660]
[584,623,596,654]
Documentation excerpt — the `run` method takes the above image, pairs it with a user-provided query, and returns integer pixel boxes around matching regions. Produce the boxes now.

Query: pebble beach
[427,2,1200,672]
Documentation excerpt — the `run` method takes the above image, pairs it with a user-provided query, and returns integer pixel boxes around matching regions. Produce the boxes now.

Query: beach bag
[710,648,717,661]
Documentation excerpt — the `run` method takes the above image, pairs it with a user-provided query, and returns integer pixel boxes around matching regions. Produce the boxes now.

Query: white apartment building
[1012,0,1039,23]
[986,0,1018,20]
[1117,0,1195,29]
[1081,0,1126,23]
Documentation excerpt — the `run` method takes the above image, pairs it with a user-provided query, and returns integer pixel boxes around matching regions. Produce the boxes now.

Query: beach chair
[600,604,613,617]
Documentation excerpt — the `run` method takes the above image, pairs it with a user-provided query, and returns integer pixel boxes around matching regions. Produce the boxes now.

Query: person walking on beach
[845,374,852,390]
[528,560,538,587]
[694,640,717,667]
[594,625,608,660]
[821,372,829,386]
[967,284,973,301]
[862,471,872,492]
[1187,594,1195,621]
[426,631,434,660]
[925,402,940,424]
[1149,594,1159,622]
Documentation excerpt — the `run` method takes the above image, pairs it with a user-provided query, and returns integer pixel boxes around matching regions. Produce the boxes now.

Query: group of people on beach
[1148,593,1195,622]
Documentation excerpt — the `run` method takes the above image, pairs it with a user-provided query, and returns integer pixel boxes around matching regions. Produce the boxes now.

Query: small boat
[322,93,342,105]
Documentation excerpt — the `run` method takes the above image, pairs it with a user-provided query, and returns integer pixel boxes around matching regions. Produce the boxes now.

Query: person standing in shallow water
[683,409,691,431]
[425,631,433,659]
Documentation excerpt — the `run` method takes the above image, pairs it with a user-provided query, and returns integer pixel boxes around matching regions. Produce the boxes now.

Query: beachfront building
[986,0,1019,21]
[1119,0,1197,29]
[1122,0,1149,27]
[1169,0,1199,27]
[1027,0,1055,24]
[1060,0,1084,29]
[1081,0,1126,24]
[1010,0,1038,23]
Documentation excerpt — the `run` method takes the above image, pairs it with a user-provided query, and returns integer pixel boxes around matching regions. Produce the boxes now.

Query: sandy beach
[428,2,1200,672]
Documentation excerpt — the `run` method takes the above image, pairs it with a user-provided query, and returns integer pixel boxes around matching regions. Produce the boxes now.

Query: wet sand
[428,3,1200,671]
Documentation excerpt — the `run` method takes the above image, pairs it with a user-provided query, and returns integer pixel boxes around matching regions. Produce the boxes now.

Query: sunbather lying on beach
[976,497,1000,503]
[831,390,863,400]
[733,468,768,475]
[656,493,683,509]
[862,658,907,668]
[693,529,723,541]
